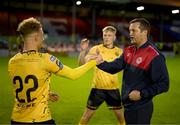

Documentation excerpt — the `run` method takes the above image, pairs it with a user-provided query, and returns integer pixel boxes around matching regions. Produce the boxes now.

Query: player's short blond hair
[102,26,116,34]
[17,17,42,38]
[80,38,89,44]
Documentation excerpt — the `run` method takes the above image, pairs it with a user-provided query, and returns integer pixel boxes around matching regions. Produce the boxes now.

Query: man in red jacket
[95,18,169,125]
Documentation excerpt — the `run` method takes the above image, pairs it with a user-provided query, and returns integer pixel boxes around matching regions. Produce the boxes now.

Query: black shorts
[11,119,56,125]
[87,88,122,110]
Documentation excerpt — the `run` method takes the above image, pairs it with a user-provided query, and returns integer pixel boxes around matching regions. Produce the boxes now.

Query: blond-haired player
[8,17,97,124]
[79,26,125,125]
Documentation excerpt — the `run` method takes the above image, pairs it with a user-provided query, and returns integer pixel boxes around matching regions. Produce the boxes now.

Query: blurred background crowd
[0,0,180,56]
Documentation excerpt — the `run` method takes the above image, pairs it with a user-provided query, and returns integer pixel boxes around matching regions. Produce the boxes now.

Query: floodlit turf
[0,55,180,124]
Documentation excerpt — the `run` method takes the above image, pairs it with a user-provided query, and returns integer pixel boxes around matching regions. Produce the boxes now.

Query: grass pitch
[0,55,180,124]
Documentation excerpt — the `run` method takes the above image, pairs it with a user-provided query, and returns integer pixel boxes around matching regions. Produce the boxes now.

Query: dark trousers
[125,101,153,125]
[11,119,56,125]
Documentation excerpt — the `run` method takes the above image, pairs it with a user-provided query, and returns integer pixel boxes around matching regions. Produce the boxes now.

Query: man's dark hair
[130,18,151,34]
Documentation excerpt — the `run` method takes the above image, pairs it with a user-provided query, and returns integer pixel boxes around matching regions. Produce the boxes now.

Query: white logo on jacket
[136,57,142,64]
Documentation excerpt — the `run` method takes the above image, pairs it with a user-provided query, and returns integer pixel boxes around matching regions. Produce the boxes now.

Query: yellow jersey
[87,44,122,90]
[8,50,96,122]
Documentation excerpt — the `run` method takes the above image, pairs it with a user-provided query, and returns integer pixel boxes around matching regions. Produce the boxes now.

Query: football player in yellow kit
[78,26,125,125]
[8,17,97,124]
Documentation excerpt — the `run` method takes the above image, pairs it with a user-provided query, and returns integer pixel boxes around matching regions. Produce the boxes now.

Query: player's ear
[34,33,39,42]
[143,30,148,35]
[114,35,116,41]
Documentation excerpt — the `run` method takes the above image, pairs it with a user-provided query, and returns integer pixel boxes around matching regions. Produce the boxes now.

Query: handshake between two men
[85,49,104,65]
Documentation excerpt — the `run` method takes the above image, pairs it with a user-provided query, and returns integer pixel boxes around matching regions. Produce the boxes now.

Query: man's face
[103,31,116,47]
[129,22,146,46]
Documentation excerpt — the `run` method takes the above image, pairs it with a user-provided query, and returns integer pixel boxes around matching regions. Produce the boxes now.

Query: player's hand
[95,54,104,65]
[85,54,97,62]
[80,42,89,51]
[49,91,59,102]
[95,49,104,65]
[85,48,104,64]
[128,90,141,101]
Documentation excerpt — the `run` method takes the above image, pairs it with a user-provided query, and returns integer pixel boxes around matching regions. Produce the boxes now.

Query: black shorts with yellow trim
[87,88,122,110]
